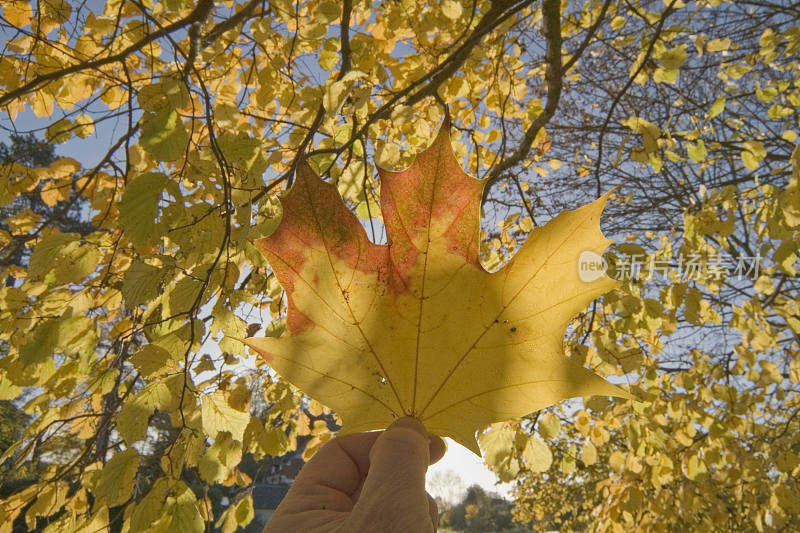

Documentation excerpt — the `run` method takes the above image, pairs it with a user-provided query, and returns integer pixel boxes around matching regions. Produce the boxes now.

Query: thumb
[367,417,431,491]
[346,418,439,532]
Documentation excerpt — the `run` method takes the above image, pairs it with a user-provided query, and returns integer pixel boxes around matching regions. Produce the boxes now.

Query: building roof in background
[252,483,290,510]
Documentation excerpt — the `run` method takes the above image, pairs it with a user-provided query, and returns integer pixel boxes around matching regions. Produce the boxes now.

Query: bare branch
[483,0,563,197]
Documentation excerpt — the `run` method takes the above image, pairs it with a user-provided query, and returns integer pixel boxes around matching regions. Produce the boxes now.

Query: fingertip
[387,417,446,465]
[387,416,427,435]
[429,434,446,465]
[373,417,430,464]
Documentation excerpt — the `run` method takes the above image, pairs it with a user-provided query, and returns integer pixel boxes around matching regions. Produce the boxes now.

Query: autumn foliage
[245,119,629,454]
[1,0,799,531]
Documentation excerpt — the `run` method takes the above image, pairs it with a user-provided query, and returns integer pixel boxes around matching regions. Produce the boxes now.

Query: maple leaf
[244,119,631,454]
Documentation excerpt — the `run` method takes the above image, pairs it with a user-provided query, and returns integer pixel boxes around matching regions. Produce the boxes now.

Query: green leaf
[659,45,687,70]
[52,241,100,285]
[138,76,190,112]
[94,449,140,507]
[726,64,751,79]
[119,172,169,249]
[20,317,96,364]
[776,486,800,514]
[129,479,168,531]
[117,396,153,445]
[741,151,758,170]
[217,132,260,165]
[27,229,101,284]
[140,109,188,161]
[756,83,778,103]
[0,374,22,401]
[167,275,203,315]
[299,20,326,40]
[29,232,79,278]
[122,259,164,306]
[138,379,181,413]
[19,320,58,365]
[129,344,172,377]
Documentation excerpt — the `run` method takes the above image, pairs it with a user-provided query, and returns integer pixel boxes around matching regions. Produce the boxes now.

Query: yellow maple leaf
[244,119,631,454]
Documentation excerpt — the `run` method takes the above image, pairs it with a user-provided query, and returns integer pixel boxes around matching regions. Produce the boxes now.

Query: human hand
[263,417,446,532]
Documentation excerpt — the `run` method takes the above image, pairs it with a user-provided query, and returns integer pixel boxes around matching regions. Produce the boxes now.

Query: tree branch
[303,0,530,163]
[200,0,263,48]
[0,0,215,108]
[592,1,677,197]
[482,0,563,198]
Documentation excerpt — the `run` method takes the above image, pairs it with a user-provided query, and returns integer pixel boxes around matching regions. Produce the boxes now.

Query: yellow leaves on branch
[201,391,250,442]
[245,118,630,454]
